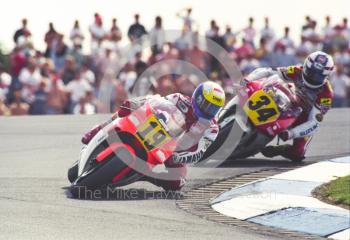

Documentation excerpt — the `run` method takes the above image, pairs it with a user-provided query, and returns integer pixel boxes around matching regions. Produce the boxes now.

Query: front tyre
[70,147,134,197]
[68,161,78,183]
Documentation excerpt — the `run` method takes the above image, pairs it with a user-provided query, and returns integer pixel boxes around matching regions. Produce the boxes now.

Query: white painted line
[212,193,343,220]
[328,228,350,240]
[270,160,350,183]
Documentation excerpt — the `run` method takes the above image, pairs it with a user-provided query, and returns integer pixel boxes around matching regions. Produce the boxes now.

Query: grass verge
[313,175,350,209]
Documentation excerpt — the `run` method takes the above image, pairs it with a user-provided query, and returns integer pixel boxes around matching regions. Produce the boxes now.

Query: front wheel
[68,161,78,183]
[70,147,134,197]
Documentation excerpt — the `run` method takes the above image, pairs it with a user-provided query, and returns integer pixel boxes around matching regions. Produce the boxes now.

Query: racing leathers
[245,65,333,161]
[81,93,219,190]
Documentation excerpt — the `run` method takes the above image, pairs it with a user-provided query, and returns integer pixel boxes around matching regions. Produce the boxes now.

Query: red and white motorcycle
[67,96,186,194]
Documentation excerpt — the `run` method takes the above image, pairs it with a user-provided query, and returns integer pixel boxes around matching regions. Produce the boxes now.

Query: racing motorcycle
[67,96,186,193]
[203,75,304,161]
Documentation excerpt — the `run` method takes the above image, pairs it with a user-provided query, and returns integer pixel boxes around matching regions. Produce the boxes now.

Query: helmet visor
[197,97,221,119]
[303,67,326,88]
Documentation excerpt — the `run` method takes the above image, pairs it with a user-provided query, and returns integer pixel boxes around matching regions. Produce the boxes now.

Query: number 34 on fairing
[243,90,280,126]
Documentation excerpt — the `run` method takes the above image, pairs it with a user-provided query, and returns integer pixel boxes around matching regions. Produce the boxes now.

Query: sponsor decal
[287,66,295,74]
[299,124,318,136]
[177,101,189,113]
[212,95,223,104]
[320,98,332,106]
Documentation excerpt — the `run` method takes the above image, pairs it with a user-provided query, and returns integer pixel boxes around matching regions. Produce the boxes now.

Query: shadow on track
[63,186,183,201]
[196,157,306,168]
[215,157,305,168]
[216,152,350,168]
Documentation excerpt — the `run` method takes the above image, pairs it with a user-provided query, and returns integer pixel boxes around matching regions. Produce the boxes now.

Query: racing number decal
[247,95,277,122]
[243,90,280,126]
[248,95,270,110]
[136,115,170,150]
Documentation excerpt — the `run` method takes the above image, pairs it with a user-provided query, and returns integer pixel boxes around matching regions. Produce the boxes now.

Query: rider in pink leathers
[245,51,334,161]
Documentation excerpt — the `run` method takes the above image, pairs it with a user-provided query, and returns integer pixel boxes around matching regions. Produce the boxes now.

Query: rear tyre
[70,147,134,198]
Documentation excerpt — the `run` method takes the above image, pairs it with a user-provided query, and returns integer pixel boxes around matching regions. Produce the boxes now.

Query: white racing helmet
[302,51,334,89]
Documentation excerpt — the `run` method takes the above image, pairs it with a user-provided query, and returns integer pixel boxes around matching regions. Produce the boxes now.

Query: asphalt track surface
[0,108,349,240]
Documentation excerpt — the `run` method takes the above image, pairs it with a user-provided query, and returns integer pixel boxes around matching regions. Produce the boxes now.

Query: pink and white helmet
[302,51,334,89]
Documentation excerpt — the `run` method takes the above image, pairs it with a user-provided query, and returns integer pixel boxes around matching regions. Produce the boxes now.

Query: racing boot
[261,144,305,162]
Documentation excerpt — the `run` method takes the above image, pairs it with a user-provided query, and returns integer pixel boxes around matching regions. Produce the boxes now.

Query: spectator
[113,81,128,111]
[127,14,147,42]
[50,34,69,71]
[331,24,348,51]
[0,64,12,96]
[270,41,298,67]
[341,18,350,40]
[13,18,31,44]
[185,44,208,72]
[70,20,84,49]
[46,76,67,114]
[10,44,27,77]
[89,13,106,55]
[44,23,59,50]
[96,45,119,82]
[0,91,10,115]
[134,51,147,77]
[65,71,92,111]
[69,43,84,71]
[334,47,350,67]
[176,7,194,30]
[302,20,321,46]
[234,38,255,61]
[302,15,313,31]
[109,18,122,44]
[4,13,350,115]
[29,80,48,114]
[255,38,272,67]
[40,58,55,78]
[329,64,350,107]
[174,25,193,50]
[80,63,96,86]
[278,27,295,53]
[18,57,42,103]
[260,17,275,51]
[73,92,96,115]
[9,88,29,115]
[205,20,217,38]
[60,56,76,85]
[242,17,256,47]
[296,36,313,60]
[149,16,165,56]
[223,25,236,51]
[322,16,334,39]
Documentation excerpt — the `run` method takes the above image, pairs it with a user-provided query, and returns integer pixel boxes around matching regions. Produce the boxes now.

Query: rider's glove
[81,125,102,144]
[279,130,293,142]
[240,78,249,87]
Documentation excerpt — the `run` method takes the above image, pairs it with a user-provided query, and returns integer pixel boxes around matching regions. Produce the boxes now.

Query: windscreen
[148,97,186,138]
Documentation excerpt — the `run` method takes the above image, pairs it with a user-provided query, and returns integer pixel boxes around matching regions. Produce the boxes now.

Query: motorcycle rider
[244,51,334,161]
[81,81,225,190]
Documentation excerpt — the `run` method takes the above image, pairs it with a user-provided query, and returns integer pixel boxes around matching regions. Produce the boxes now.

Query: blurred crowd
[0,9,350,116]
